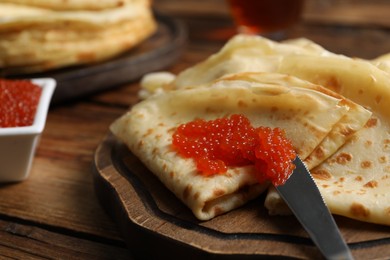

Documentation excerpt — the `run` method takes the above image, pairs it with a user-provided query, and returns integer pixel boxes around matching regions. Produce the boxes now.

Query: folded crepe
[278,56,390,225]
[0,1,156,73]
[111,74,356,221]
[215,72,372,170]
[141,34,390,226]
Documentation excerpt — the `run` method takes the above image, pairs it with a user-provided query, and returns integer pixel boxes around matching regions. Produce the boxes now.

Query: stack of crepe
[111,35,390,226]
[0,0,156,74]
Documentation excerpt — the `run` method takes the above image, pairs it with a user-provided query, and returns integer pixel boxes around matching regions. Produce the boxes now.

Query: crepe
[110,75,353,220]
[371,53,390,74]
[277,56,390,225]
[215,72,372,170]
[0,1,156,73]
[145,34,390,225]
[0,0,147,11]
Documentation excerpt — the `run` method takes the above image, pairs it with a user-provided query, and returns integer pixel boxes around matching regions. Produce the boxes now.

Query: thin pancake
[371,53,390,74]
[0,3,150,30]
[277,56,390,225]
[110,76,349,220]
[0,2,156,73]
[216,72,371,169]
[139,35,390,225]
[0,0,148,11]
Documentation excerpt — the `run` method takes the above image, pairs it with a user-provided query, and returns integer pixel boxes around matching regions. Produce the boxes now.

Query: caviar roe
[0,78,42,128]
[172,114,296,186]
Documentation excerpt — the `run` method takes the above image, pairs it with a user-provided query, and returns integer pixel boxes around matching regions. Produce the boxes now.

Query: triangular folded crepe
[155,34,390,225]
[215,72,372,169]
[111,75,350,220]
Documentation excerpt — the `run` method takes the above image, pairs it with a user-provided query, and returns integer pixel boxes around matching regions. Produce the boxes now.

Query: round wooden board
[92,133,390,259]
[5,13,186,105]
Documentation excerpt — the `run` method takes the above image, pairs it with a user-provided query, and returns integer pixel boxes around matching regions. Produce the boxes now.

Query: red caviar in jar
[172,114,296,186]
[0,78,42,128]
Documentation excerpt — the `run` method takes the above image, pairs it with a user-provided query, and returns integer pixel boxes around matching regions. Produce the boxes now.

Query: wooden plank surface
[0,0,389,259]
[0,219,131,260]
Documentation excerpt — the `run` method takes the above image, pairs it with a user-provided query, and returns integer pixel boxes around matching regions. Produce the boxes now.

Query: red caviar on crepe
[139,35,390,226]
[110,72,365,220]
[172,114,296,186]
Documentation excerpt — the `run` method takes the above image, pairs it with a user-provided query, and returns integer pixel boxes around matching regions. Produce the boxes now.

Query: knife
[276,156,354,260]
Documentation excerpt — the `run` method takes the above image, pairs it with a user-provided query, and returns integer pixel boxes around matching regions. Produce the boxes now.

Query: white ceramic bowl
[0,78,56,182]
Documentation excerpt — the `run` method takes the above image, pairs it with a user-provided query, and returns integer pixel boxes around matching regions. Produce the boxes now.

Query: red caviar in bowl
[172,114,296,186]
[0,79,42,128]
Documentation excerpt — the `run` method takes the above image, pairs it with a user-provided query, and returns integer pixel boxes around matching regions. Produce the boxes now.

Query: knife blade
[276,156,354,260]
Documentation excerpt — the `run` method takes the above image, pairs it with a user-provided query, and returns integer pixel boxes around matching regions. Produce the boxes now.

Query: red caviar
[0,78,42,128]
[172,114,296,186]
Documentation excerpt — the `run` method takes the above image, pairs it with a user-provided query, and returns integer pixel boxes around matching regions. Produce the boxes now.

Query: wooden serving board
[93,134,390,259]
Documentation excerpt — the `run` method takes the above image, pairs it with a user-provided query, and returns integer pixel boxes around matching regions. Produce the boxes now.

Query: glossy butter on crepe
[111,74,352,221]
[369,52,390,74]
[140,34,390,226]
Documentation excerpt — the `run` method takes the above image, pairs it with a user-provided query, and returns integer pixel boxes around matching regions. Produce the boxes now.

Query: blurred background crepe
[0,0,148,11]
[0,0,156,73]
[0,0,187,104]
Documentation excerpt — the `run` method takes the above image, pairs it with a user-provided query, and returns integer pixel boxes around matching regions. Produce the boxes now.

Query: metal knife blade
[276,156,354,260]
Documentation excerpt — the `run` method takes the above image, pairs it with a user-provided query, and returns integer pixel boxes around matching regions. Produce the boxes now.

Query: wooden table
[1,0,389,259]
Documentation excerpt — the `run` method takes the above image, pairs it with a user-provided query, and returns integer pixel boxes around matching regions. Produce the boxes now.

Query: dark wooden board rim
[5,12,187,104]
[92,133,390,259]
